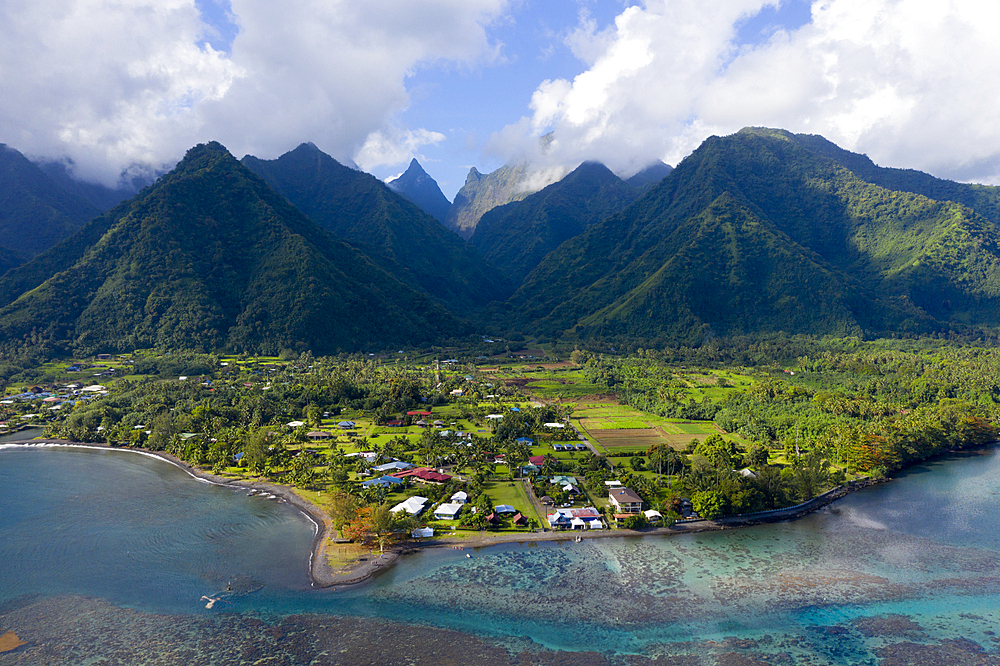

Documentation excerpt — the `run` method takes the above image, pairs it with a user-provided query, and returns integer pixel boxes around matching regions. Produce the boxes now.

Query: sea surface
[2,444,1000,665]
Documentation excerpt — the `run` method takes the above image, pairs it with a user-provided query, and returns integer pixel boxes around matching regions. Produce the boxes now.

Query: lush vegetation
[504,128,1000,344]
[243,144,511,311]
[0,143,99,258]
[471,161,640,285]
[4,336,996,543]
[0,142,462,359]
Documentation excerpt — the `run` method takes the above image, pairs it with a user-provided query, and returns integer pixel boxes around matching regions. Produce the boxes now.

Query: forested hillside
[0,142,461,359]
[503,128,1000,344]
[471,162,640,285]
[243,144,511,310]
[0,144,100,259]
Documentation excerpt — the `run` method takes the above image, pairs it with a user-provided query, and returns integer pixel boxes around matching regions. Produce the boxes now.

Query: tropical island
[3,335,996,585]
[3,126,1000,586]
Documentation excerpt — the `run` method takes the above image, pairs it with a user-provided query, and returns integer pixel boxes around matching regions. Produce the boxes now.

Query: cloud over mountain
[0,0,507,185]
[507,0,1000,184]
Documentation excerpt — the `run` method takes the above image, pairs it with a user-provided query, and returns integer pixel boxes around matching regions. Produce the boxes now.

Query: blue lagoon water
[2,444,1000,664]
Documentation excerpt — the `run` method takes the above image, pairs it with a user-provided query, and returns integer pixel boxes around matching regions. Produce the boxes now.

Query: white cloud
[355,128,446,171]
[505,0,1000,184]
[0,0,508,184]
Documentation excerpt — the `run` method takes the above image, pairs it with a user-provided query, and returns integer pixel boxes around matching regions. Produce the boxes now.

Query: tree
[691,490,726,520]
[342,504,415,552]
[327,490,360,530]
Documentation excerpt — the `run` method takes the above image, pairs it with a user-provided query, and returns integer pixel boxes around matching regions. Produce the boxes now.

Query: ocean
[2,443,999,664]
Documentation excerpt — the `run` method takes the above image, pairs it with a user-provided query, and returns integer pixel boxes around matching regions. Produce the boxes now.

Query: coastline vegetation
[2,335,996,554]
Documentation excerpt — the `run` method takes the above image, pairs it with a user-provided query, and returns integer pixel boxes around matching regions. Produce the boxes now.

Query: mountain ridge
[242,144,512,311]
[387,158,451,223]
[0,142,463,356]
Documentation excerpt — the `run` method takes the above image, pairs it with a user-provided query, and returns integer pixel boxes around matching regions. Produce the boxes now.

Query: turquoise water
[2,444,1000,664]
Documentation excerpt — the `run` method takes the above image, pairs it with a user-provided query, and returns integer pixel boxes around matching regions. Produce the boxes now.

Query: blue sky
[2,1,999,198]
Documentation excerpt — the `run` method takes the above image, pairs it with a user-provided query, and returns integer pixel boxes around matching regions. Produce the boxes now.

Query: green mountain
[625,161,673,190]
[0,142,461,356]
[470,162,641,285]
[387,158,451,223]
[444,162,537,238]
[36,159,147,212]
[504,128,1000,343]
[0,143,101,258]
[242,144,510,310]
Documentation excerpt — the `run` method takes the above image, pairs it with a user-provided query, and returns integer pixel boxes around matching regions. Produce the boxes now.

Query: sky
[2,0,1000,200]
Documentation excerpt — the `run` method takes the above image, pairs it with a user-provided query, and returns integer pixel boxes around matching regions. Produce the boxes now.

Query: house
[515,437,533,445]
[608,487,643,514]
[529,455,546,465]
[307,431,332,441]
[361,475,404,488]
[337,420,356,429]
[390,467,453,484]
[412,527,434,538]
[540,495,554,506]
[644,509,663,524]
[543,422,565,429]
[373,461,415,473]
[385,420,405,427]
[433,502,463,520]
[495,504,517,514]
[391,496,428,515]
[550,475,577,487]
[562,484,581,496]
[547,507,603,530]
[512,512,528,526]
[450,491,469,504]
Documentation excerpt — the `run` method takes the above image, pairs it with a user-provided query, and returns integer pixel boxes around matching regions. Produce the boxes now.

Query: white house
[433,502,464,520]
[391,496,428,515]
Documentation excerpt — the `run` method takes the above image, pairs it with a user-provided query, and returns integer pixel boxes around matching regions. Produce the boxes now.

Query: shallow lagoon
[2,444,1000,664]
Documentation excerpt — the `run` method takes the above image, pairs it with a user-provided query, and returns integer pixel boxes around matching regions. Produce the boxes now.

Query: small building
[450,490,469,504]
[307,431,332,441]
[373,461,415,473]
[644,509,663,524]
[391,467,453,484]
[412,527,434,538]
[391,496,428,515]
[511,512,528,526]
[608,487,643,514]
[433,503,464,520]
[548,507,603,530]
[361,475,404,488]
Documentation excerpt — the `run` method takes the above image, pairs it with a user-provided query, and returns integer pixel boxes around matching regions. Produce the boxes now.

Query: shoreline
[0,438,881,590]
[8,439,991,589]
